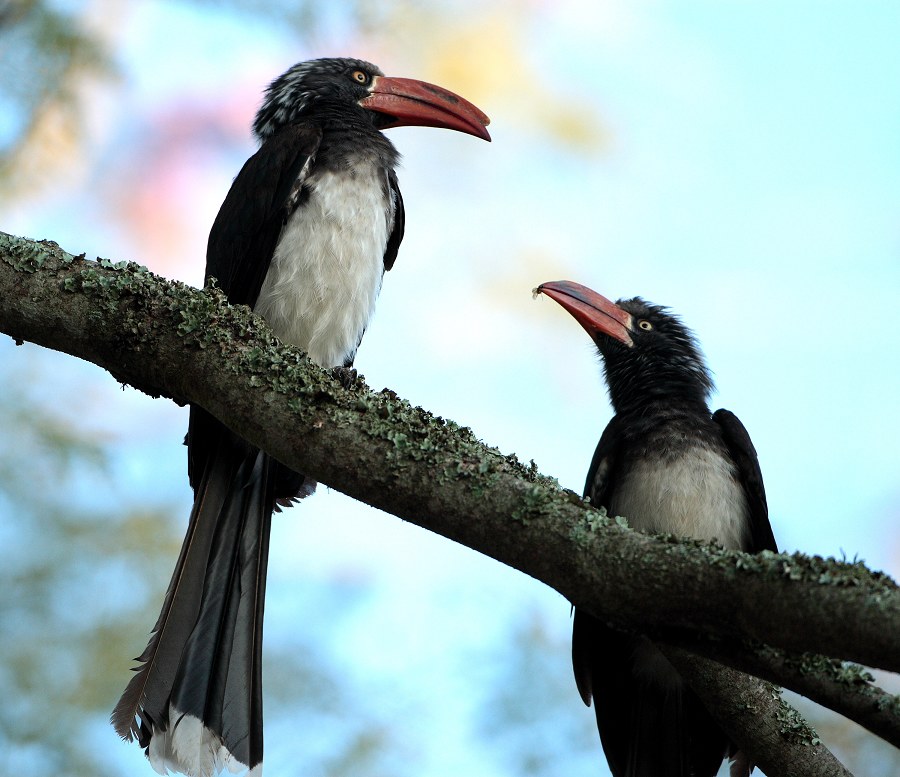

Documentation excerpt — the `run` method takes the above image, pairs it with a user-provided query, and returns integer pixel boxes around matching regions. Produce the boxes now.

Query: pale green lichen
[774,693,822,747]
[0,234,77,272]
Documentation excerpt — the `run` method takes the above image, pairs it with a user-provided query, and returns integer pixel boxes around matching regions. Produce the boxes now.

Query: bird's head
[253,57,491,142]
[535,280,714,412]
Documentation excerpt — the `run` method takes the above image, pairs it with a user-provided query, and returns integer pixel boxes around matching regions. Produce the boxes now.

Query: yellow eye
[352,70,368,84]
[638,320,653,331]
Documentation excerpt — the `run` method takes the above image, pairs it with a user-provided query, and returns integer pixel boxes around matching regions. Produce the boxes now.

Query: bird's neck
[610,397,719,465]
[610,388,711,427]
[609,375,709,414]
[315,116,400,171]
[308,99,383,138]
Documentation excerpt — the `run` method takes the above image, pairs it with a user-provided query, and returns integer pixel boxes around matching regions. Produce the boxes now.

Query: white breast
[611,445,749,689]
[254,163,393,368]
[611,446,749,550]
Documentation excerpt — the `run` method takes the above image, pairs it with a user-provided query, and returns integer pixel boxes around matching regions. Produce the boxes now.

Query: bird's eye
[638,320,653,331]
[351,70,369,84]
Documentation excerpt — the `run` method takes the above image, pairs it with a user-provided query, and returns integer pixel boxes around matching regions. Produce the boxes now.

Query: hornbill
[112,57,489,777]
[535,281,777,777]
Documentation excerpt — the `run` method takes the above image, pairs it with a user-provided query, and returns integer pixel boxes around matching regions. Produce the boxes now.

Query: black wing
[713,408,778,553]
[582,414,624,508]
[205,124,323,307]
[382,170,404,272]
[573,415,640,773]
[190,125,320,492]
[572,414,623,703]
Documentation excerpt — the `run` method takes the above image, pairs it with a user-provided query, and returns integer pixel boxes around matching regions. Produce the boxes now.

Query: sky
[3,1,900,775]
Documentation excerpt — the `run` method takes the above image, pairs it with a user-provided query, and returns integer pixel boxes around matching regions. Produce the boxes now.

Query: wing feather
[713,408,777,553]
[205,125,322,307]
[382,170,404,272]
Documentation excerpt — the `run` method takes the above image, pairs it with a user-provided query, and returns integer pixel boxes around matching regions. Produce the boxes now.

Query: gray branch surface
[664,648,854,777]
[665,634,900,749]
[3,231,899,772]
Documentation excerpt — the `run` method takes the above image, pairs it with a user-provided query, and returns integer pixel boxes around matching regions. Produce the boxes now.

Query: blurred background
[1,1,899,775]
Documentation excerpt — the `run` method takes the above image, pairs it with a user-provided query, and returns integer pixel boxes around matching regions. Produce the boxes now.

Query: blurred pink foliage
[102,84,262,282]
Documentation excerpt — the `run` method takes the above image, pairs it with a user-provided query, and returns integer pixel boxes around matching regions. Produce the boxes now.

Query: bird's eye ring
[351,70,369,84]
[638,320,653,331]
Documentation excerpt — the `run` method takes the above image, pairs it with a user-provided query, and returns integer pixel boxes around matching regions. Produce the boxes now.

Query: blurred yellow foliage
[393,6,609,153]
[4,95,86,199]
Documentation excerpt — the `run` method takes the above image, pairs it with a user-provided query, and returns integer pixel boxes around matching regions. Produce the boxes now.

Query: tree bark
[3,230,899,773]
[664,634,900,749]
[664,648,854,777]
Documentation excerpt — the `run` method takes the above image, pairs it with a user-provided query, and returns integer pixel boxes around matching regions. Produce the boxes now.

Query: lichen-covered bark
[2,231,897,672]
[664,647,854,777]
[3,231,899,771]
[664,633,900,749]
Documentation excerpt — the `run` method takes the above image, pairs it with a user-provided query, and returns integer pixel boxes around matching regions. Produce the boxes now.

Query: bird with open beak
[112,57,489,777]
[536,280,777,777]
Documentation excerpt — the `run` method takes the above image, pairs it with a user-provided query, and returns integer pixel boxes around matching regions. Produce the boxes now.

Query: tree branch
[663,634,900,749]
[2,231,897,671]
[3,231,898,771]
[664,648,854,777]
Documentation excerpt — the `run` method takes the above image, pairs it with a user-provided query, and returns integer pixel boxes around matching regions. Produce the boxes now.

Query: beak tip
[476,114,491,141]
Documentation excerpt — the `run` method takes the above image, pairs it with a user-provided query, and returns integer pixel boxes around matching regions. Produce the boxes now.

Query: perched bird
[535,281,777,777]
[112,57,490,777]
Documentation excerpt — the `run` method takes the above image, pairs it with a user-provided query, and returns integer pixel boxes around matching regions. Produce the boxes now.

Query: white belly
[612,445,750,689]
[254,166,391,368]
[611,446,749,550]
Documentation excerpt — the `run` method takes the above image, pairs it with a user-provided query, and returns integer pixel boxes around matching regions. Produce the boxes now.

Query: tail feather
[573,608,730,777]
[112,441,273,776]
[111,452,234,742]
[625,675,687,777]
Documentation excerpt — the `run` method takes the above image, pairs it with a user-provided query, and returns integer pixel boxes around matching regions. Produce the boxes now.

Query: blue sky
[4,1,900,775]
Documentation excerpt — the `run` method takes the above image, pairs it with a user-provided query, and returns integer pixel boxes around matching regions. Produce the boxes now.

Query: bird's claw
[332,366,358,389]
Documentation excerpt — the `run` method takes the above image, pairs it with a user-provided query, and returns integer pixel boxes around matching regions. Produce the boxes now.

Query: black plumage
[112,57,488,777]
[536,280,777,777]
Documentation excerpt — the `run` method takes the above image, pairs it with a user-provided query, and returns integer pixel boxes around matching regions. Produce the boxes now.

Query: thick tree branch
[664,634,900,749]
[3,231,898,771]
[664,648,854,777]
[2,231,897,671]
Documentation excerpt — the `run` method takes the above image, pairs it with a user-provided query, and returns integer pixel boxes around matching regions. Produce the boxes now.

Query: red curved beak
[360,75,491,141]
[535,280,634,347]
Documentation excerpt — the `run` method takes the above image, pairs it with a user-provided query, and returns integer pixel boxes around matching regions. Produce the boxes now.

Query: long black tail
[112,427,274,776]
[572,608,742,777]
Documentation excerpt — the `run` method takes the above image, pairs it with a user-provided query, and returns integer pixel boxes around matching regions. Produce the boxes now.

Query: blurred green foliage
[0,0,112,197]
[0,344,177,774]
[0,343,408,775]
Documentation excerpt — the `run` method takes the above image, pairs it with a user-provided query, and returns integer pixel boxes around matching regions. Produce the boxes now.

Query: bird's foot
[332,366,358,389]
